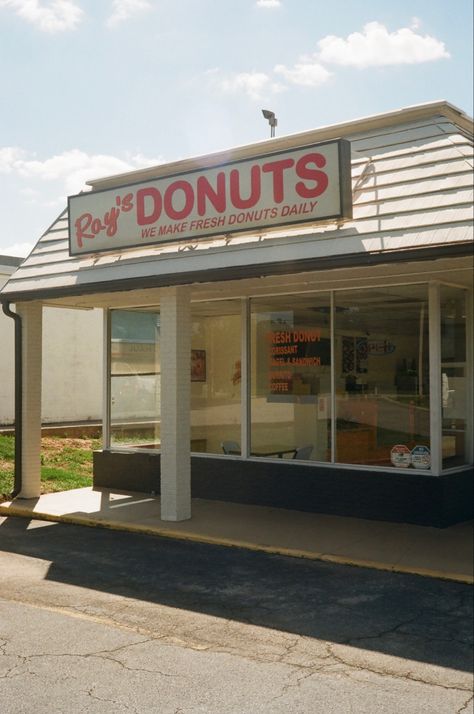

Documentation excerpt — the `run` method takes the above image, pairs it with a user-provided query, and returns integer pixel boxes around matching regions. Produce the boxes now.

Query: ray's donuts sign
[68,139,352,255]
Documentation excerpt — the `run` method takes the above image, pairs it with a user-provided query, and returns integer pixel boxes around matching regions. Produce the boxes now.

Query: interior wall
[191,310,241,453]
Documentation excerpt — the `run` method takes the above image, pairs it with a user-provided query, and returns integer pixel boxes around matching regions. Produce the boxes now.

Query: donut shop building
[1,101,472,527]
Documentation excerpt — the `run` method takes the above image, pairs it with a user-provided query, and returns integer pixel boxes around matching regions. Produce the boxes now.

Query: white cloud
[0,146,163,198]
[0,146,163,255]
[256,0,281,7]
[204,19,448,99]
[215,71,285,100]
[0,0,83,32]
[2,241,34,258]
[107,0,152,27]
[0,147,27,172]
[221,72,270,100]
[317,21,450,68]
[20,187,41,199]
[274,59,331,87]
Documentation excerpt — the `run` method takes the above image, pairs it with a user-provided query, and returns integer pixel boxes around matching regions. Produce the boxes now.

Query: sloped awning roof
[1,101,472,305]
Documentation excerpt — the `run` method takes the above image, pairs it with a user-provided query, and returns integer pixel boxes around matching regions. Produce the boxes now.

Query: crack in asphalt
[2,601,472,697]
[0,654,41,681]
[84,686,140,714]
[345,610,473,651]
[1,560,472,710]
[326,642,473,693]
[345,613,421,644]
[456,693,474,714]
[270,667,318,703]
[5,647,189,681]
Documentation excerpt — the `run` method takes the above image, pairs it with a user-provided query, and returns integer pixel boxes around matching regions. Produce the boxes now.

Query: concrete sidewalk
[0,487,472,584]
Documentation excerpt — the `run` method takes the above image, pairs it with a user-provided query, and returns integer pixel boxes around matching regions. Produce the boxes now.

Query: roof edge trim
[2,243,471,305]
[87,101,473,191]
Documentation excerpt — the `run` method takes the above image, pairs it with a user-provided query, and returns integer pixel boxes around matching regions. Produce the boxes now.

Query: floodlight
[261,109,277,137]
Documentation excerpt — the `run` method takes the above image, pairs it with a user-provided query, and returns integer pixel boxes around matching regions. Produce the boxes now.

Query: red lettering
[74,213,93,248]
[229,165,261,209]
[121,192,134,212]
[74,190,137,250]
[164,180,194,220]
[136,187,162,225]
[104,207,119,237]
[262,158,294,203]
[197,172,226,215]
[295,153,328,198]
[90,218,102,235]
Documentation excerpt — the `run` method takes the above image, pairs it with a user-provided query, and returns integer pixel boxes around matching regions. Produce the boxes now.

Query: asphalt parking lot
[1,516,473,713]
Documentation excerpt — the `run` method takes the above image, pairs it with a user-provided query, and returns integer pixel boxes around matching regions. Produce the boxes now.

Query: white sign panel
[68,139,352,256]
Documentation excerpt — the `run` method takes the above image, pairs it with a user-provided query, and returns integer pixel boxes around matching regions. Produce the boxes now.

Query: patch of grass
[0,435,15,460]
[41,466,93,492]
[0,435,100,502]
[0,436,15,500]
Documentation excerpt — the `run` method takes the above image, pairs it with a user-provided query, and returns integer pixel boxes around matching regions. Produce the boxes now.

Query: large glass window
[334,286,430,468]
[106,283,471,472]
[190,300,242,454]
[441,286,469,468]
[250,294,331,461]
[110,309,160,448]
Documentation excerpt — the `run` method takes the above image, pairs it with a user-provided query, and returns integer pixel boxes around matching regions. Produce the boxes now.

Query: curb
[1,503,472,585]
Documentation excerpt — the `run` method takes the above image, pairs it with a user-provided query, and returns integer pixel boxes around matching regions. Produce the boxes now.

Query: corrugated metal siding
[2,107,472,301]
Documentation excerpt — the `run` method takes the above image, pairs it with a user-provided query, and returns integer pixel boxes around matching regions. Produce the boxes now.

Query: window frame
[103,279,472,474]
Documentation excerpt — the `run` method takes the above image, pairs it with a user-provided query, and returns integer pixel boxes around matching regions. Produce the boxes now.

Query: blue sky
[1,0,472,256]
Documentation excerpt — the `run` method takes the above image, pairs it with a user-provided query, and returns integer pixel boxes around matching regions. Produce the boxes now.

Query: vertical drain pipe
[2,301,22,497]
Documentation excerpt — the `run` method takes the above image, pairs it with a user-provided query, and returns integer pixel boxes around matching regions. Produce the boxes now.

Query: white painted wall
[41,307,103,423]
[0,264,17,423]
[1,262,103,425]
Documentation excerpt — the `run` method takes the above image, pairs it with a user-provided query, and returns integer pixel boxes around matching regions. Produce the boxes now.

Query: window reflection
[190,300,242,454]
[110,310,160,448]
[250,294,331,461]
[106,284,470,471]
[334,286,430,468]
[441,287,468,468]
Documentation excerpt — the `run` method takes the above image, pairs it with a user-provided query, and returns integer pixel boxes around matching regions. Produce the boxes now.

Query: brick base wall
[93,451,473,528]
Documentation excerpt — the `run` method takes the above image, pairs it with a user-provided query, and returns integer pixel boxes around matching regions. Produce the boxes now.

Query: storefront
[1,101,473,526]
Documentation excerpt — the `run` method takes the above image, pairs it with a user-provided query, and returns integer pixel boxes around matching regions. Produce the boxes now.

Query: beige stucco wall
[41,307,103,424]
[0,267,103,424]
[0,268,15,423]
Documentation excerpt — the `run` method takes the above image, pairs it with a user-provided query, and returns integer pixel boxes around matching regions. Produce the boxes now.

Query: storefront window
[334,286,430,468]
[441,286,468,468]
[110,309,160,448]
[250,294,331,461]
[190,300,242,454]
[106,284,471,471]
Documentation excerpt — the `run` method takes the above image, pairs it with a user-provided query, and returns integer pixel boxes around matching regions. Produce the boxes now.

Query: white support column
[17,301,43,498]
[160,286,191,521]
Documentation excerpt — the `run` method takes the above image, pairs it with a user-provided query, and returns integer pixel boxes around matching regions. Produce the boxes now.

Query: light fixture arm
[261,109,277,137]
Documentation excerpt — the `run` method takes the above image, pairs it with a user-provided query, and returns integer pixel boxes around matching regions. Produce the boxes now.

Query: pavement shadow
[0,515,472,673]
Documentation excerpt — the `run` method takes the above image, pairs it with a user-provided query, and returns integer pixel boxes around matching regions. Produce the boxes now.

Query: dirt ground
[41,436,98,452]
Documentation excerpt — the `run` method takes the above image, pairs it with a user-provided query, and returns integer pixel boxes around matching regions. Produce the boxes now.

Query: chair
[221,440,241,455]
[293,444,313,460]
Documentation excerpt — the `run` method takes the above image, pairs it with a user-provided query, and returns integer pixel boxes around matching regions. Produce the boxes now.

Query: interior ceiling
[45,256,472,311]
